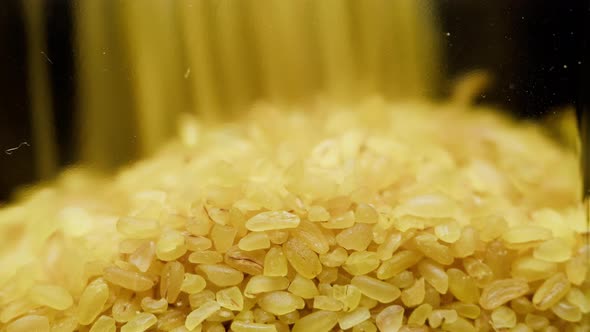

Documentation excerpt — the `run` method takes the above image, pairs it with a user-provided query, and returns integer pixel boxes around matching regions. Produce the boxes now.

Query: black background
[0,0,587,201]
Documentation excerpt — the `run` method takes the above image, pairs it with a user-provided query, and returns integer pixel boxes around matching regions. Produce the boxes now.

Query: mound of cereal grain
[0,98,588,332]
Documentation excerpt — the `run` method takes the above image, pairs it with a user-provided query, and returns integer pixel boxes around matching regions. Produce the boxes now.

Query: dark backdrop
[0,0,587,201]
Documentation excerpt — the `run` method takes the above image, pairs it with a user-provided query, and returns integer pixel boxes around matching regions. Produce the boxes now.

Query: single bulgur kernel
[180,273,207,294]
[376,232,403,261]
[244,276,290,297]
[210,309,237,324]
[319,247,348,267]
[77,278,110,325]
[524,313,550,330]
[351,275,401,303]
[225,247,265,275]
[322,211,355,229]
[441,317,477,332]
[472,216,507,242]
[129,241,156,272]
[292,221,330,254]
[264,247,288,277]
[253,310,275,326]
[532,273,571,310]
[185,300,221,330]
[272,321,289,332]
[117,217,159,239]
[267,230,289,244]
[510,297,534,315]
[313,295,344,311]
[389,270,415,289]
[491,306,517,329]
[140,297,168,313]
[352,320,377,332]
[567,288,590,313]
[355,203,378,224]
[283,238,322,279]
[186,236,213,251]
[234,310,255,322]
[216,286,244,311]
[197,264,244,287]
[408,303,433,326]
[186,218,212,237]
[551,300,582,322]
[112,298,140,323]
[160,261,185,303]
[417,259,448,294]
[533,238,572,263]
[121,313,157,332]
[288,274,319,299]
[395,194,457,219]
[447,302,481,319]
[486,242,513,277]
[318,283,333,296]
[211,224,237,253]
[377,250,423,280]
[372,223,389,244]
[189,290,215,309]
[479,278,529,310]
[278,310,300,325]
[359,296,379,309]
[104,266,154,292]
[332,284,362,311]
[119,239,145,254]
[292,310,338,332]
[189,250,224,264]
[203,322,224,332]
[434,222,461,243]
[463,258,494,287]
[317,267,338,283]
[51,316,78,332]
[509,323,533,332]
[258,291,305,316]
[89,315,116,332]
[428,309,457,328]
[6,315,49,332]
[156,229,187,261]
[157,310,185,331]
[413,234,454,265]
[447,268,479,304]
[338,306,371,330]
[1,302,39,326]
[451,226,478,258]
[501,225,552,244]
[230,321,277,332]
[28,284,73,310]
[423,283,441,308]
[336,223,373,251]
[239,232,271,251]
[308,205,330,222]
[343,251,380,275]
[566,254,587,285]
[246,211,300,231]
[401,277,425,307]
[511,257,557,282]
[375,305,404,332]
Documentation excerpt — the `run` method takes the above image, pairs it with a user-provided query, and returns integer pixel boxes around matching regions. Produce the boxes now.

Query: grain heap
[0,98,588,332]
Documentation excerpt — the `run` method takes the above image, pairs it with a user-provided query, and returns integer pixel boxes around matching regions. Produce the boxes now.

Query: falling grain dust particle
[40,51,53,64]
[5,142,30,155]
[184,68,191,79]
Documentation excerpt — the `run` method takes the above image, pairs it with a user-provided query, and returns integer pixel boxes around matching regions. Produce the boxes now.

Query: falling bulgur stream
[1,1,589,332]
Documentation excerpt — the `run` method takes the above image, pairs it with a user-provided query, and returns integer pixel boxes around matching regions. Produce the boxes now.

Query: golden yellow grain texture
[0,99,588,331]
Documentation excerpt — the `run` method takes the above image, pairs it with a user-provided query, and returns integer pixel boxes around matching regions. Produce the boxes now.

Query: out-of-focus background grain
[0,0,586,201]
